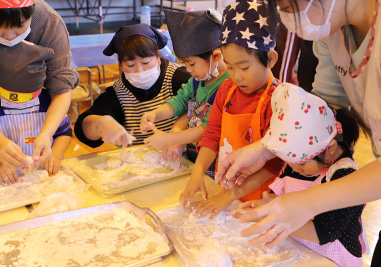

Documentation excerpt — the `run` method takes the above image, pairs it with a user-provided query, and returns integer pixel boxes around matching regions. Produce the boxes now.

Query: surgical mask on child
[0,26,31,47]
[279,0,336,41]
[123,60,160,90]
[194,56,219,82]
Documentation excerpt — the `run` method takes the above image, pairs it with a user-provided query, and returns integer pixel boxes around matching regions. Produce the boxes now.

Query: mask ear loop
[324,148,328,167]
[324,145,335,168]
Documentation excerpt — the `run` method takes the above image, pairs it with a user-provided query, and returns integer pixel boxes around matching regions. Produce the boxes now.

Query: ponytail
[334,106,370,147]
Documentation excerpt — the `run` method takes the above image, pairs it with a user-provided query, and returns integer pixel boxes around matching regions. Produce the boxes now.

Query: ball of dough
[43,173,75,195]
[121,151,137,163]
[106,158,122,169]
[25,156,34,166]
[143,152,161,165]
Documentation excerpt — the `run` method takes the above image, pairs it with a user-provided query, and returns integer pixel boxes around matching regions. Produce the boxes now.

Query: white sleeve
[311,39,351,109]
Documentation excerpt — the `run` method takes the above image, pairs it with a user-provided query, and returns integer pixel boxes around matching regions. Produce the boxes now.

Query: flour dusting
[0,169,83,212]
[0,208,171,267]
[158,205,302,267]
[62,146,191,195]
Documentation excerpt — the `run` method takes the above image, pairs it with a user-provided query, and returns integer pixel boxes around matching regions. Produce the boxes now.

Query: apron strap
[223,84,238,107]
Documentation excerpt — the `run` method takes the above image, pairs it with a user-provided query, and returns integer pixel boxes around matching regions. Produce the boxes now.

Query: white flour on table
[0,208,171,267]
[157,205,303,267]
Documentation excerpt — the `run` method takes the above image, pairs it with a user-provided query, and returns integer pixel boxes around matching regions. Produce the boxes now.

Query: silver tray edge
[0,201,174,267]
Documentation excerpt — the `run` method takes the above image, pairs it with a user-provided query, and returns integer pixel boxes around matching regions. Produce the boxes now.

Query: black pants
[371,231,381,266]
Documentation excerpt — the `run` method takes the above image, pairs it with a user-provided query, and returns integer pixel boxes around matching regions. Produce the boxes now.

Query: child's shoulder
[218,78,236,93]
[269,78,282,93]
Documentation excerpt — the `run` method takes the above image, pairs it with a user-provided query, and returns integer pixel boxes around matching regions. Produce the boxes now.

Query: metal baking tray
[0,167,86,213]
[61,145,194,196]
[0,202,174,267]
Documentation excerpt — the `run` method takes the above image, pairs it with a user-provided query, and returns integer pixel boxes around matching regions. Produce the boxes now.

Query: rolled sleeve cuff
[45,67,80,96]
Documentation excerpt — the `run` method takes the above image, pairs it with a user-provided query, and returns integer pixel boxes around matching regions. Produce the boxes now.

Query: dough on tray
[106,158,122,169]
[143,152,161,165]
[31,192,82,217]
[43,173,75,195]
[21,170,49,184]
[121,151,137,163]
[197,239,233,267]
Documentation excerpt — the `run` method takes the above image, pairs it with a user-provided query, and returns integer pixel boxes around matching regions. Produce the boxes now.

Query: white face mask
[124,60,160,90]
[279,0,336,41]
[194,55,220,82]
[0,26,31,47]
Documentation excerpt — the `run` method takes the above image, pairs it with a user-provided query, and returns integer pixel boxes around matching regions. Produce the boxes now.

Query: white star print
[255,14,268,28]
[222,14,227,24]
[247,40,258,49]
[222,28,231,40]
[248,0,261,11]
[232,12,245,24]
[263,34,272,45]
[240,27,254,40]
[229,1,239,10]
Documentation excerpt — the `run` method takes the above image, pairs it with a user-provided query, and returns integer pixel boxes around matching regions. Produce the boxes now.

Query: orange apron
[218,73,276,201]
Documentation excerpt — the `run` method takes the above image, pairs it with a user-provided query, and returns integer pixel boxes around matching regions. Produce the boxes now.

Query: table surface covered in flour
[61,146,194,196]
[0,202,173,267]
[0,168,85,213]
[157,204,310,267]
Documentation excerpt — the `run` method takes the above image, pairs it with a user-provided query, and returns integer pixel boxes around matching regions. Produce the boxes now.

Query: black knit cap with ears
[165,9,222,58]
[103,23,168,56]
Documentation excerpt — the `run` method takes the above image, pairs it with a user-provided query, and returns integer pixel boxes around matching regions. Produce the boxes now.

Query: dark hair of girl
[118,35,160,62]
[0,5,35,28]
[313,106,370,164]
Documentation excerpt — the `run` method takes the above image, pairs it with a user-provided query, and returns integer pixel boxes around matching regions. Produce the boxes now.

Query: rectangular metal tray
[0,167,86,213]
[61,146,194,196]
[0,202,174,267]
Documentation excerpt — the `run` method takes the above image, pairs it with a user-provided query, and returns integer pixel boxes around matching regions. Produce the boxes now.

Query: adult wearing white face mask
[215,0,381,264]
[74,24,191,147]
[0,0,79,173]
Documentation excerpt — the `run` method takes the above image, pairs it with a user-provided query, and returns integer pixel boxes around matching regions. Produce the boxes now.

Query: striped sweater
[75,59,191,147]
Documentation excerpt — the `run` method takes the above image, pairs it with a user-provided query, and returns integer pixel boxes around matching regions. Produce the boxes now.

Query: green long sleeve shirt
[166,71,229,128]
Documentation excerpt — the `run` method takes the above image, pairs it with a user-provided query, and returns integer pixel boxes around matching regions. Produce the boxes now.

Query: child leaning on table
[140,9,229,164]
[0,0,79,178]
[179,0,284,214]
[0,89,73,184]
[236,83,370,267]
[74,24,191,148]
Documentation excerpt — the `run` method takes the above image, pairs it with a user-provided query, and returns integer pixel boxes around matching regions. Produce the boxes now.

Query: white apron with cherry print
[270,158,369,267]
[326,0,381,159]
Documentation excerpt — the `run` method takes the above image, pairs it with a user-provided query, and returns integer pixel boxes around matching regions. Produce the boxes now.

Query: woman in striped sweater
[74,24,190,148]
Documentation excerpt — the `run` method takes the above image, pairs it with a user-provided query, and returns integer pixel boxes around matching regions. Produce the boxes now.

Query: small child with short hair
[241,83,370,267]
[140,9,229,164]
[180,0,284,216]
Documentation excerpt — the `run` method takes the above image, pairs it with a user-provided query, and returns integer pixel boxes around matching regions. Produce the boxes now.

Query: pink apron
[270,158,369,267]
